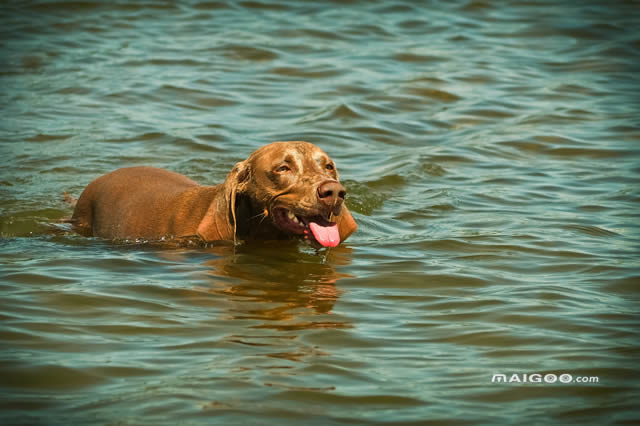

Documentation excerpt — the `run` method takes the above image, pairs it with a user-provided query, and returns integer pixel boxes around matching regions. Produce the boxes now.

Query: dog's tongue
[309,222,340,247]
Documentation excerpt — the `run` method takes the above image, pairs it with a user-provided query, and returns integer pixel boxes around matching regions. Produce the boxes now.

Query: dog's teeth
[287,211,301,224]
[284,210,303,225]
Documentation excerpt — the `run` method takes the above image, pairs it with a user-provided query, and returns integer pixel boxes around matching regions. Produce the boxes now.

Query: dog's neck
[233,193,283,240]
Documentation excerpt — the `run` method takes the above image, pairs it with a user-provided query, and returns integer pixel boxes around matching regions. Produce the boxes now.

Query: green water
[1,1,639,424]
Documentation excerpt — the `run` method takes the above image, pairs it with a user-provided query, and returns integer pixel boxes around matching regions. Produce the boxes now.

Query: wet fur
[70,141,357,244]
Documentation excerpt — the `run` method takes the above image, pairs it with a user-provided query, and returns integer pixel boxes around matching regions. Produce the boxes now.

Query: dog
[70,141,357,247]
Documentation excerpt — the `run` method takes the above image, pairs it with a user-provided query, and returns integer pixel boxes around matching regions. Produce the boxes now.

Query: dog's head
[223,141,357,247]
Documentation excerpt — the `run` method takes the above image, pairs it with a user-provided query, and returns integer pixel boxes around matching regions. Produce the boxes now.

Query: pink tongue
[309,222,340,247]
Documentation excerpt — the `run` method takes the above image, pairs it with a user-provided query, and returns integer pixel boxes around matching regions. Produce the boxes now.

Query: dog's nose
[317,180,346,207]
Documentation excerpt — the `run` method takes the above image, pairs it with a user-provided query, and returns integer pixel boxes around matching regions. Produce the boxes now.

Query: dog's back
[71,166,208,239]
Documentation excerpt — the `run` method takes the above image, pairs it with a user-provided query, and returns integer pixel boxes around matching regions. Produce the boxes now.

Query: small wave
[269,66,344,79]
[393,52,449,63]
[297,103,364,124]
[222,45,279,61]
[563,224,620,238]
[406,87,461,103]
[25,134,72,143]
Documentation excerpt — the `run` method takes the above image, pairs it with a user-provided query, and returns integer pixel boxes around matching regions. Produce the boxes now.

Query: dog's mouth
[272,207,340,248]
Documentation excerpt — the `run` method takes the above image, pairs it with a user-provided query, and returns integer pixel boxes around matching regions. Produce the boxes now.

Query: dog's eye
[276,164,291,173]
[325,163,335,171]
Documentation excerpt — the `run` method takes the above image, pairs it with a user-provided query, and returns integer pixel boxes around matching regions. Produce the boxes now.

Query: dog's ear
[226,160,251,192]
[196,161,251,243]
[337,205,357,242]
[225,160,251,241]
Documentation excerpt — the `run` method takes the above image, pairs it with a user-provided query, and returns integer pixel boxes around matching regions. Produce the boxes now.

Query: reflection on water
[198,243,351,327]
[1,0,640,424]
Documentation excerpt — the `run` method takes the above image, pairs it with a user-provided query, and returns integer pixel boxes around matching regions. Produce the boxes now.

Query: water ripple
[1,0,639,424]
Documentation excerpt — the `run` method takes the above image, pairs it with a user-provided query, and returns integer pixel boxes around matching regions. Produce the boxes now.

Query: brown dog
[70,141,357,247]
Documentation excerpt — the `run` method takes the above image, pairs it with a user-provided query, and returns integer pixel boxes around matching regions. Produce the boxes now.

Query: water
[1,0,639,424]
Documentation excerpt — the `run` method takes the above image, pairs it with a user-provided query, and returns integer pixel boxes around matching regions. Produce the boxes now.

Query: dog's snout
[317,180,346,206]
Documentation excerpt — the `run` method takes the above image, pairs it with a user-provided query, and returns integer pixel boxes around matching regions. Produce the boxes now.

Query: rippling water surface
[1,1,639,424]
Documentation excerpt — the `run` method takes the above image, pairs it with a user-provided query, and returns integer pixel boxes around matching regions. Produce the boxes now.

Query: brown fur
[70,141,358,245]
